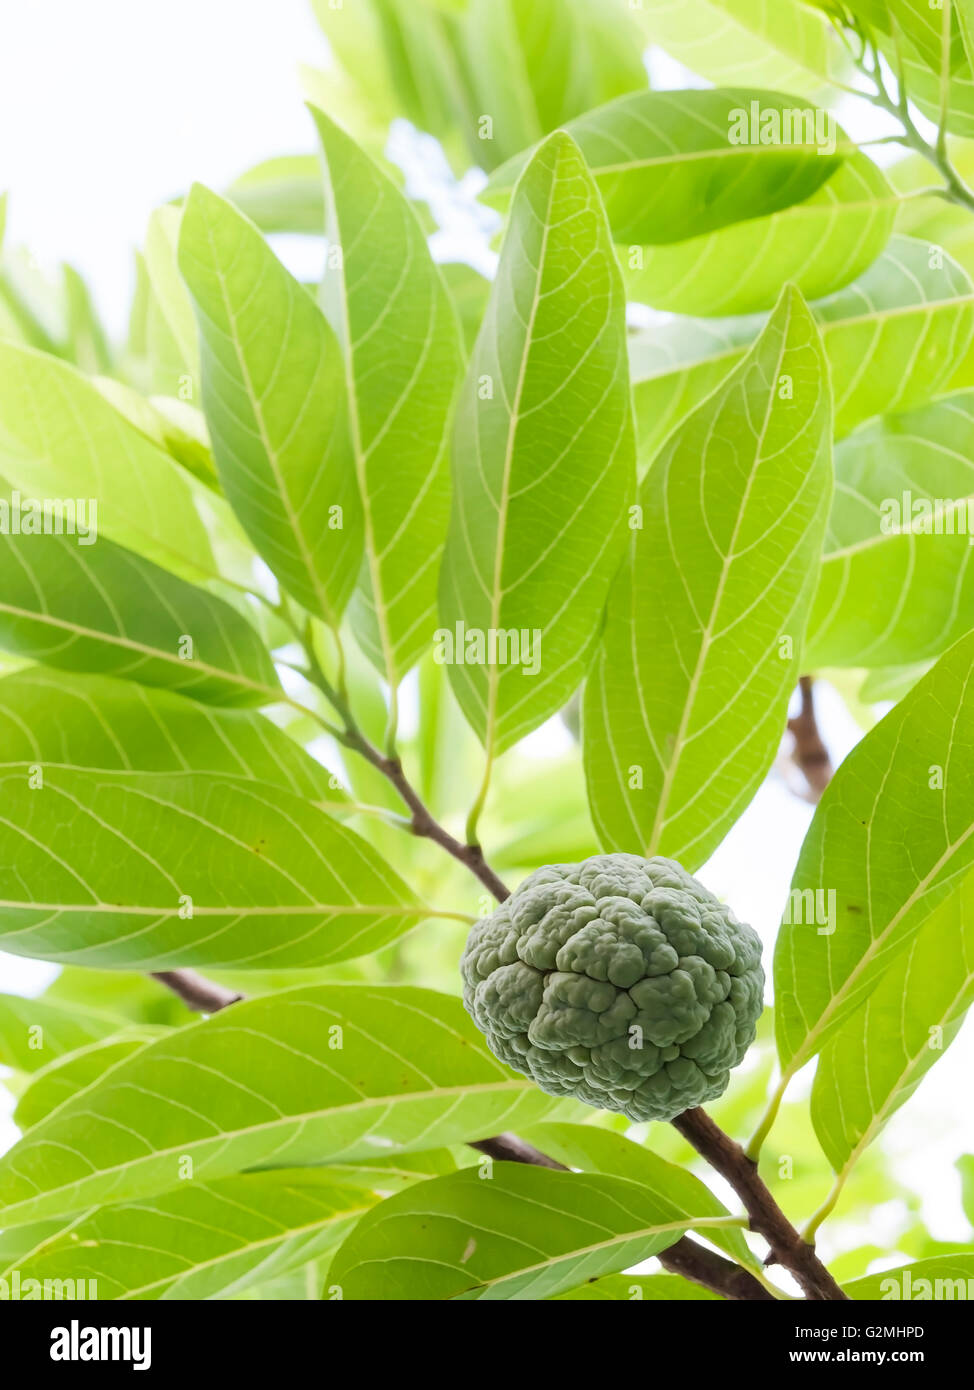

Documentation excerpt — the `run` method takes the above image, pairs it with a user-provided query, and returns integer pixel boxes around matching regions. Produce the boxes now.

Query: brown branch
[671,1108,846,1301]
[340,729,512,903]
[657,1234,775,1301]
[151,970,243,1014]
[470,1134,567,1168]
[787,675,832,802]
[470,1134,773,1300]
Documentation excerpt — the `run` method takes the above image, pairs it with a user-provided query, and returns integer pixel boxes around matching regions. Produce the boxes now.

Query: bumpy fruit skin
[461,854,764,1122]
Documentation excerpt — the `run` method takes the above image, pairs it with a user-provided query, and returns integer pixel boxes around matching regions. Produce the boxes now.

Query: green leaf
[631,236,974,464]
[884,0,966,77]
[461,0,649,166]
[311,0,649,174]
[329,1162,737,1300]
[959,1153,974,1227]
[556,1272,720,1300]
[63,265,112,375]
[774,630,974,1077]
[312,107,464,686]
[15,1031,164,1129]
[484,89,846,245]
[92,378,219,494]
[0,343,221,582]
[584,287,832,869]
[144,206,199,382]
[0,765,424,971]
[178,184,363,626]
[0,669,341,801]
[440,132,635,755]
[844,1255,974,1299]
[8,1170,378,1301]
[881,30,974,139]
[812,889,974,1175]
[806,393,974,669]
[622,154,896,317]
[0,985,563,1227]
[634,0,848,91]
[0,994,126,1074]
[959,1,974,74]
[0,524,280,707]
[226,156,326,235]
[440,262,491,355]
[525,1122,756,1269]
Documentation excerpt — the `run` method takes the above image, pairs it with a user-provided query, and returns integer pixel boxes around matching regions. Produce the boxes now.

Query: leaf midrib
[0,598,276,702]
[644,304,793,856]
[0,1078,539,1226]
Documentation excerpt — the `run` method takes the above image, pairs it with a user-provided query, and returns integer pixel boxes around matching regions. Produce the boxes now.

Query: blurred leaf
[144,206,199,381]
[631,236,974,464]
[63,265,112,374]
[461,0,648,167]
[959,1154,974,1227]
[0,668,341,801]
[440,132,634,755]
[858,663,933,704]
[484,89,845,245]
[0,985,564,1227]
[634,0,848,90]
[311,0,648,173]
[11,1169,379,1301]
[585,288,832,869]
[93,378,219,492]
[227,155,325,235]
[0,342,222,582]
[845,1255,974,1298]
[440,261,491,354]
[807,393,974,669]
[0,994,128,1074]
[42,970,194,1029]
[622,154,896,317]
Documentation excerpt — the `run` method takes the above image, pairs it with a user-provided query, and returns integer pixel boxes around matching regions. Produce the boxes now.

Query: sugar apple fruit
[461,853,764,1122]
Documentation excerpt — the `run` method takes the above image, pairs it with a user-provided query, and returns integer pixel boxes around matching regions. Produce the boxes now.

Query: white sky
[0,0,971,1258]
[0,0,327,332]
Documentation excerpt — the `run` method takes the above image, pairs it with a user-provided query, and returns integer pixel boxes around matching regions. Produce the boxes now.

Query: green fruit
[460,853,764,1122]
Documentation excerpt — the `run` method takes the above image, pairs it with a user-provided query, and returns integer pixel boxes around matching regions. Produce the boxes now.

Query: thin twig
[671,1108,847,1301]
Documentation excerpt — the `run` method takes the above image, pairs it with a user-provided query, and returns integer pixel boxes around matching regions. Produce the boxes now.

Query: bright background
[0,0,971,1272]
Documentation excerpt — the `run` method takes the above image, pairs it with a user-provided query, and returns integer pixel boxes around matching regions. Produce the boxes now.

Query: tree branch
[787,676,832,802]
[671,1108,846,1301]
[151,970,243,1013]
[470,1134,773,1300]
[341,730,512,903]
